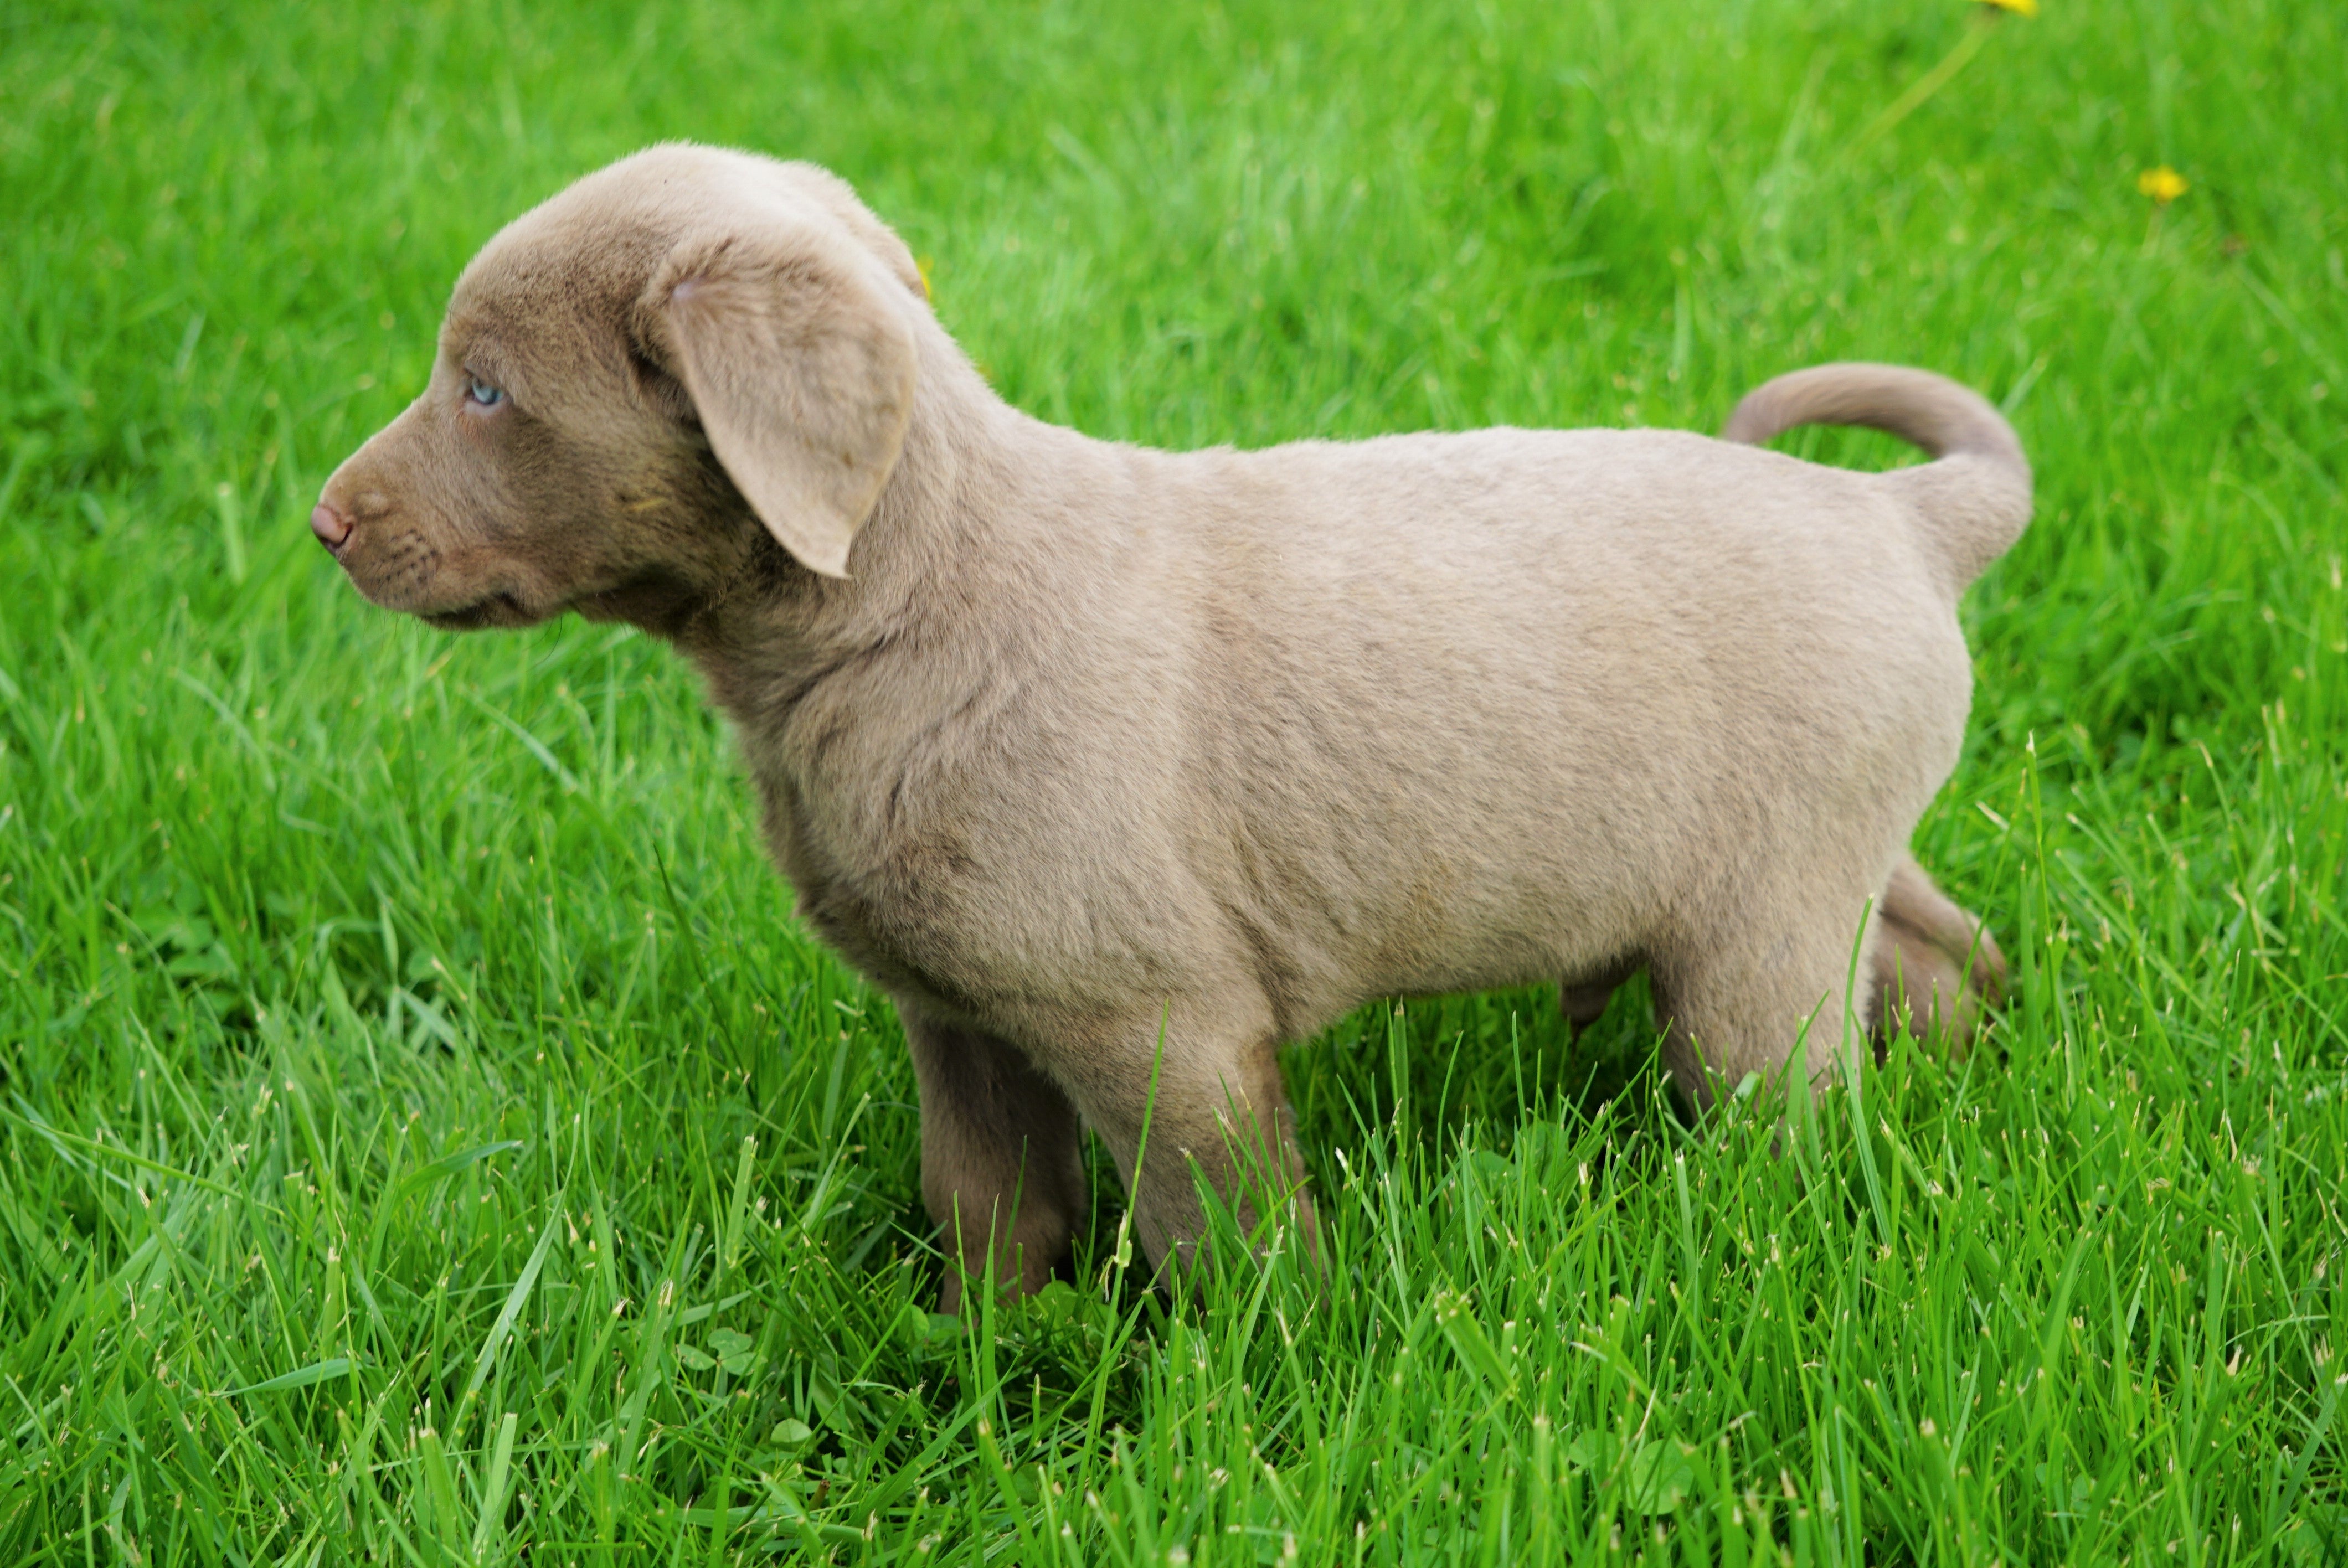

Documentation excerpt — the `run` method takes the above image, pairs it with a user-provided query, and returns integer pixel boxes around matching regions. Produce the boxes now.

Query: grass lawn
[3,0,2345,1561]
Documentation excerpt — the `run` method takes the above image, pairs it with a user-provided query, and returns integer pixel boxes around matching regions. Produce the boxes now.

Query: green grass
[2,0,2344,1561]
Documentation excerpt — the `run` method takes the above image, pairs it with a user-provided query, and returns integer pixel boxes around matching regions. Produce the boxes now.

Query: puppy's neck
[668,332,1020,737]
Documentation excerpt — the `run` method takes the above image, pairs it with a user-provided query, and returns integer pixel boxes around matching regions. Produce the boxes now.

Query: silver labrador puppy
[314,144,2020,1305]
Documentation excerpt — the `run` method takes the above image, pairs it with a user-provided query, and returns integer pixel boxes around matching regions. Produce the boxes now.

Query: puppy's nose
[310,501,352,551]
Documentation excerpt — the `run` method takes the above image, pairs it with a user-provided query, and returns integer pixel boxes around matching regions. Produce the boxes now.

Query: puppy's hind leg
[1870,854,2009,1055]
[1649,881,1886,1110]
[1560,956,1642,1039]
[900,1003,1089,1312]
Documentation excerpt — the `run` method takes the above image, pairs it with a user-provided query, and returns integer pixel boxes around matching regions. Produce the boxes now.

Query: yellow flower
[2136,166,2189,204]
[1980,0,2037,15]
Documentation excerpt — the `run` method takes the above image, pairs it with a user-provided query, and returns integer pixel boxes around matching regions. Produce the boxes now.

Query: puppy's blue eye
[466,376,505,408]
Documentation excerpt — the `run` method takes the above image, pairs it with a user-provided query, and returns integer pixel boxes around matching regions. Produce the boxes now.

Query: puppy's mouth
[421,591,532,630]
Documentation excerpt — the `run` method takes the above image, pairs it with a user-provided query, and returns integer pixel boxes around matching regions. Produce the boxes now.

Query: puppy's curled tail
[1723,362,2031,592]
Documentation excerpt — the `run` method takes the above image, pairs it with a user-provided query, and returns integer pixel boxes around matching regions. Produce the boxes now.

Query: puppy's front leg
[1069,1012,1319,1292]
[900,1005,1088,1312]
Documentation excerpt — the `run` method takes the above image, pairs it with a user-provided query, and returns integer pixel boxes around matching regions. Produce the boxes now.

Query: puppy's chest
[754,767,993,1008]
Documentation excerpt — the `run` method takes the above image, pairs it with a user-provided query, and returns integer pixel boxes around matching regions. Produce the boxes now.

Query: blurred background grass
[1,1,2344,1562]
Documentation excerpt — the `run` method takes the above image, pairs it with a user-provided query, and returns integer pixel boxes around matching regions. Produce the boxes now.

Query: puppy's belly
[1206,873,1657,1049]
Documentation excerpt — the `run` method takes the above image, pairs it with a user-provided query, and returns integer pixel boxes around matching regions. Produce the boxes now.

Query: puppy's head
[314,145,928,632]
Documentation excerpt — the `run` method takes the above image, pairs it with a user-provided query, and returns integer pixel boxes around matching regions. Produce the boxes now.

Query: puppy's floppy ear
[646,219,918,578]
